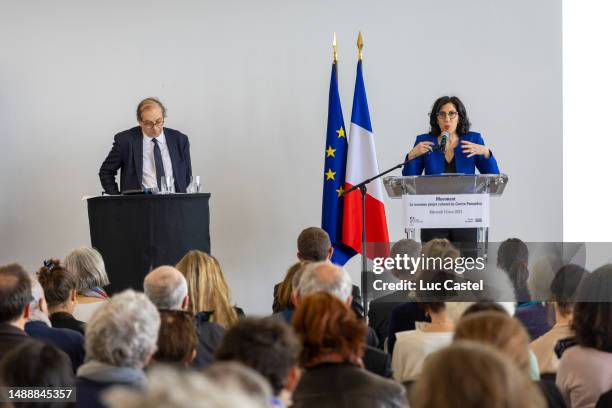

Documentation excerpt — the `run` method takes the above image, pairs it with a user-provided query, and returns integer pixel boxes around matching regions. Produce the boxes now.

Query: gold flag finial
[333,32,338,63]
[357,31,364,60]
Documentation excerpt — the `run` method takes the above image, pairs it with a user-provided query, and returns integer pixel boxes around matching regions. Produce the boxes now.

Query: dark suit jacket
[191,313,226,369]
[25,320,85,372]
[363,346,393,378]
[292,362,406,408]
[368,291,409,350]
[0,323,33,362]
[99,126,192,194]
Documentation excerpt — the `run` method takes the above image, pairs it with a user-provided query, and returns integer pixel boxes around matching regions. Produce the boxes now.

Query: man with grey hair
[144,265,189,310]
[296,261,393,378]
[143,266,225,369]
[76,290,160,408]
[298,261,352,302]
[25,276,85,371]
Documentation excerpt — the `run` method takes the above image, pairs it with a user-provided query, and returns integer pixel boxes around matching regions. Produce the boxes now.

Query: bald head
[298,261,352,302]
[144,266,188,310]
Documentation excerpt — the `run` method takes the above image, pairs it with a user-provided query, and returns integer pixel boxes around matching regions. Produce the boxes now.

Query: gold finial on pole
[333,32,338,63]
[357,31,364,60]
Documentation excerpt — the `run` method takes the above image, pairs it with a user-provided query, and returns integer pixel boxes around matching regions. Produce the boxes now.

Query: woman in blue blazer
[402,96,499,245]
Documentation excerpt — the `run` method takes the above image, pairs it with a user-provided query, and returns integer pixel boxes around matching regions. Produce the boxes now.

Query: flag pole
[357,31,369,318]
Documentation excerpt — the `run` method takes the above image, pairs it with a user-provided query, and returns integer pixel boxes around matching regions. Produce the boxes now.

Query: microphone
[439,131,449,152]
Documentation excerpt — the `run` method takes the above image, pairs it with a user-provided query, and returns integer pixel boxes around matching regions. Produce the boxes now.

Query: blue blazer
[402,131,499,176]
[99,126,192,194]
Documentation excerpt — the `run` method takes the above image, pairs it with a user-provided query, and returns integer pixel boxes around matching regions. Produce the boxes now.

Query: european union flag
[322,60,357,265]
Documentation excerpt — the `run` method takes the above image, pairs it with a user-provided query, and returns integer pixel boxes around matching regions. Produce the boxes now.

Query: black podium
[87,193,211,294]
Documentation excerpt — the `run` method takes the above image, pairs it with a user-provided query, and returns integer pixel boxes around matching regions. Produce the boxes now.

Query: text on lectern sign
[403,194,490,229]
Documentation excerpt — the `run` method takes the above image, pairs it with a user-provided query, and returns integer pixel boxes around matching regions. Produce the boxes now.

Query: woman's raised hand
[461,140,490,158]
[408,141,434,161]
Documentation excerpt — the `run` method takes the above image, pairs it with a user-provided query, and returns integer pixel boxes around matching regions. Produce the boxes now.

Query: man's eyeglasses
[142,119,164,128]
[435,111,458,120]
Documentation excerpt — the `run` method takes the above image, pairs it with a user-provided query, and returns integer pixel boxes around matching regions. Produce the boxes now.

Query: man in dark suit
[99,98,192,194]
[0,264,37,361]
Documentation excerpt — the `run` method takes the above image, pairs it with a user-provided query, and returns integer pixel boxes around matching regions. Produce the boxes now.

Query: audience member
[387,239,460,354]
[76,290,160,408]
[38,259,86,335]
[104,364,267,408]
[0,341,75,408]
[292,292,406,408]
[531,264,587,375]
[411,341,546,408]
[272,262,307,313]
[497,238,531,302]
[368,239,422,348]
[65,246,110,322]
[144,265,225,368]
[216,317,301,408]
[203,361,273,408]
[176,250,243,327]
[153,310,198,366]
[517,256,563,341]
[455,311,565,408]
[391,301,454,382]
[271,262,308,323]
[272,227,364,318]
[296,261,389,377]
[25,275,85,372]
[461,301,510,317]
[0,263,36,361]
[557,265,612,408]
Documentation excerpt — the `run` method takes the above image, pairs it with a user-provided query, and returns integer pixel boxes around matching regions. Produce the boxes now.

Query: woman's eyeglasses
[435,111,458,120]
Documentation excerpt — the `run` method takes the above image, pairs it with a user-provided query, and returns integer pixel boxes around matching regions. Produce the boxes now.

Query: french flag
[342,59,389,256]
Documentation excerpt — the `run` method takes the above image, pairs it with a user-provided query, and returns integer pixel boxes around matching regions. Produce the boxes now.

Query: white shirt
[391,324,454,382]
[142,131,173,189]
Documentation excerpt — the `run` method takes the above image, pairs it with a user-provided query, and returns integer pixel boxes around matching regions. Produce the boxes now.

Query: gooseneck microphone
[439,131,449,152]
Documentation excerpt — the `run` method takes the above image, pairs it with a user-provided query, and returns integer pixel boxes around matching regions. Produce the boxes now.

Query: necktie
[152,138,165,189]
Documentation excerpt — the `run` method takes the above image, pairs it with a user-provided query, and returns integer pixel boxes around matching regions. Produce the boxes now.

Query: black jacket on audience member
[387,302,429,355]
[537,380,567,408]
[292,362,406,408]
[0,323,34,361]
[25,320,85,372]
[368,290,409,349]
[50,312,86,335]
[191,313,226,369]
[363,346,393,378]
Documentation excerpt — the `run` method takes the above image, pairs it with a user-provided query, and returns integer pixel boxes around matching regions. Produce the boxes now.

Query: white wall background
[0,0,562,314]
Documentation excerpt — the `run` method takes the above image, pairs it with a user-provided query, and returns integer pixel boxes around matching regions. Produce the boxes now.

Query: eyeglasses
[435,111,458,120]
[141,118,164,128]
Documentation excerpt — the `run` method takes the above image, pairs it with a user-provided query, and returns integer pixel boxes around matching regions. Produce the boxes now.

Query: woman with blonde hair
[454,311,565,408]
[176,250,243,327]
